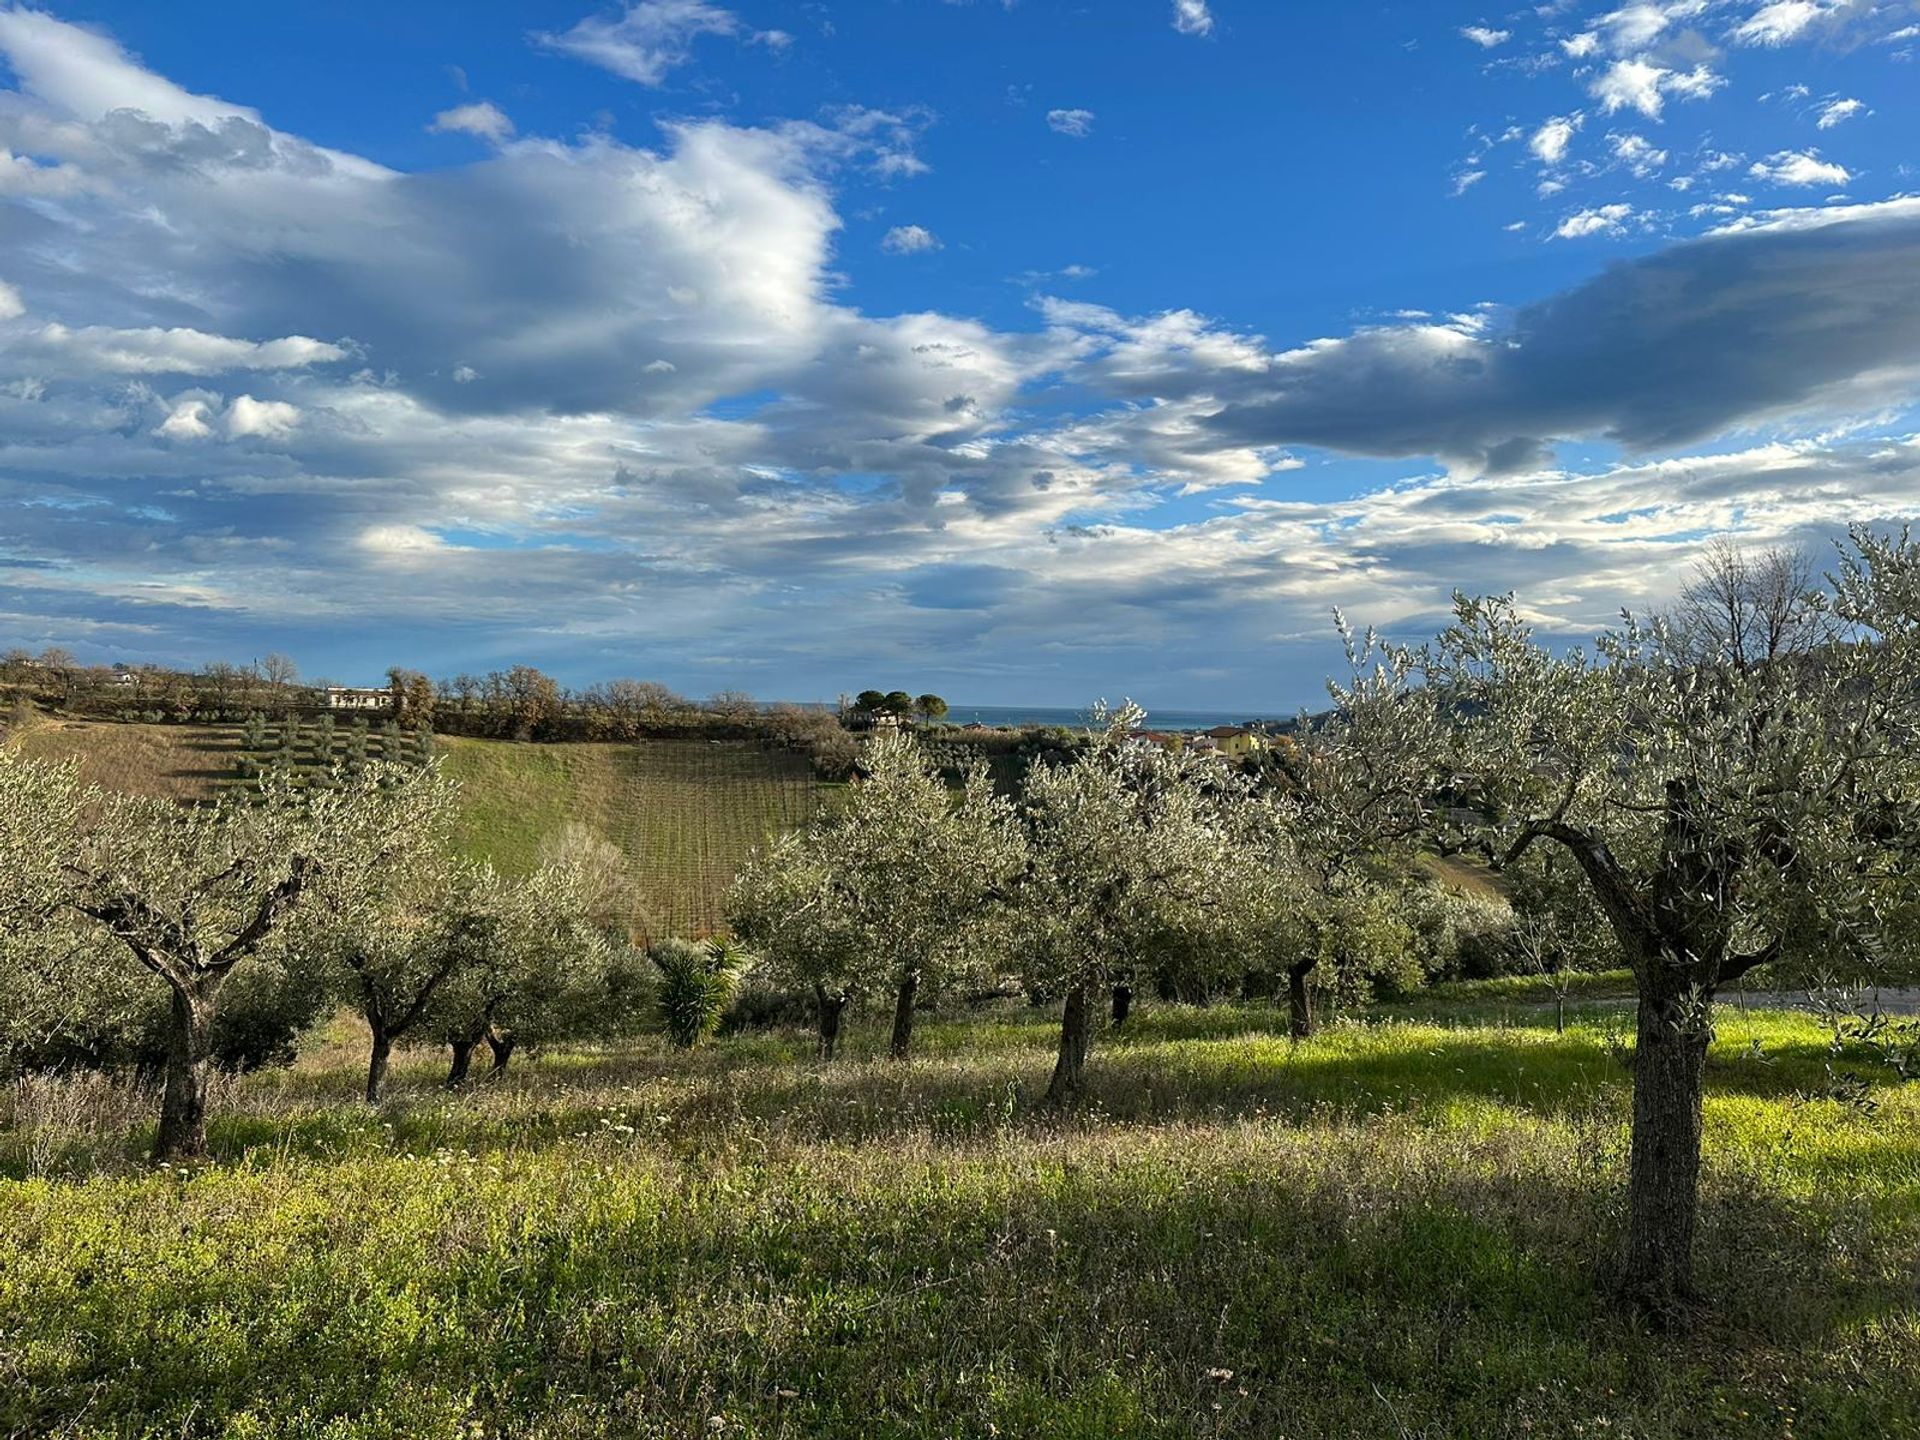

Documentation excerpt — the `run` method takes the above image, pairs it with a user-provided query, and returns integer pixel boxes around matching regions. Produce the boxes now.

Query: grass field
[3,997,1917,1438]
[437,735,822,936]
[7,718,824,938]
[10,716,248,802]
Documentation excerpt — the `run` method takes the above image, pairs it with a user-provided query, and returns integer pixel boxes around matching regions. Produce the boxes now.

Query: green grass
[3,999,1917,1438]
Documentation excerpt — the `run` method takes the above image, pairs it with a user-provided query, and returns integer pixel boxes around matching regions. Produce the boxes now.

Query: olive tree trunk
[446,1038,476,1087]
[365,1026,393,1104]
[889,968,919,1059]
[1622,979,1712,1312]
[815,986,847,1061]
[153,981,216,1162]
[1046,983,1092,1105]
[1287,958,1316,1039]
[486,1032,516,1074]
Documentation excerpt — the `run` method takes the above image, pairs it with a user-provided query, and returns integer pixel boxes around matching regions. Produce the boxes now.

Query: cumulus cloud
[153,397,214,440]
[1555,202,1637,238]
[1461,26,1511,47]
[533,1,785,86]
[225,395,301,439]
[881,224,942,254]
[429,101,514,143]
[1591,58,1723,118]
[1748,149,1851,185]
[1,8,1917,704]
[0,279,21,321]
[1046,108,1095,138]
[1172,0,1214,37]
[1531,115,1580,166]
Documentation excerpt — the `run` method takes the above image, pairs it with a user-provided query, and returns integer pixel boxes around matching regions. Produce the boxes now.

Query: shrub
[651,938,746,1048]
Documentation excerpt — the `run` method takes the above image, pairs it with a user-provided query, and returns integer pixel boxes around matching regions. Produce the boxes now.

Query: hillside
[437,735,822,936]
[7,718,824,937]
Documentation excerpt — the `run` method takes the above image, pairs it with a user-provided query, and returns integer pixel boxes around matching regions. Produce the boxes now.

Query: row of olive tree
[0,759,644,1156]
[725,711,1438,1104]
[724,528,1920,1316]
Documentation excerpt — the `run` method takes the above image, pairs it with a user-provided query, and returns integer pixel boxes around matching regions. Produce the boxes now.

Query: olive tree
[38,764,446,1158]
[1016,706,1261,1103]
[1406,534,1918,1311]
[727,733,1023,1059]
[429,859,647,1083]
[726,834,872,1058]
[1257,624,1450,1036]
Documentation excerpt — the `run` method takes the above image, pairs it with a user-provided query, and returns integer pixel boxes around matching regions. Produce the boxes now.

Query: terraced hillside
[7,718,824,938]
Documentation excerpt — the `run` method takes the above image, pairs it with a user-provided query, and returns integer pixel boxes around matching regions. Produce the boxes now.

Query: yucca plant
[651,937,746,1049]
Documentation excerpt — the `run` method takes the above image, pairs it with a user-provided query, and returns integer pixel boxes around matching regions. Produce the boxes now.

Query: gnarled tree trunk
[446,1037,476,1087]
[889,968,919,1059]
[1046,983,1092,1104]
[365,1025,393,1104]
[1622,975,1713,1313]
[1287,958,1316,1039]
[815,985,847,1061]
[486,1031,516,1074]
[153,982,215,1162]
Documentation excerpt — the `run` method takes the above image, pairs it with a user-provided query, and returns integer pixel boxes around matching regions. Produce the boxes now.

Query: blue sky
[1,1,1917,709]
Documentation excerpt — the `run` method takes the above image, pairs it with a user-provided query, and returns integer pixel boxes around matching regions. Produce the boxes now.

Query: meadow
[10,719,825,936]
[3,996,1917,1439]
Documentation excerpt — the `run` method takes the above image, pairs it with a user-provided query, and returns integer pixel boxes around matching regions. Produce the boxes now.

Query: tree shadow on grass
[9,1136,1913,1440]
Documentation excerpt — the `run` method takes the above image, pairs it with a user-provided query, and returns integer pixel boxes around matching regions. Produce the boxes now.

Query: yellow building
[1202,725,1265,761]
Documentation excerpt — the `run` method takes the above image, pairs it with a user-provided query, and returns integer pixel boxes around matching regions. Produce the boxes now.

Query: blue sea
[938,704,1280,733]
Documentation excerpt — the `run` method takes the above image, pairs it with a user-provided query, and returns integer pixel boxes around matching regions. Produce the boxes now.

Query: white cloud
[1561,31,1602,58]
[1590,58,1723,118]
[1046,108,1095,138]
[15,324,346,376]
[360,524,449,557]
[533,1,781,86]
[429,101,514,143]
[1816,97,1864,129]
[1453,169,1487,195]
[1555,202,1637,238]
[1732,1,1830,45]
[1531,115,1580,166]
[1748,149,1851,186]
[1591,58,1668,117]
[881,224,942,255]
[1172,0,1214,37]
[225,395,301,438]
[0,279,21,321]
[3,8,1919,704]
[154,398,214,440]
[1461,25,1511,47]
[1611,132,1668,176]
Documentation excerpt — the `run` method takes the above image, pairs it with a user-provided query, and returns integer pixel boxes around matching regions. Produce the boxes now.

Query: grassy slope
[438,735,821,936]
[9,716,248,802]
[3,1001,1917,1439]
[7,720,823,938]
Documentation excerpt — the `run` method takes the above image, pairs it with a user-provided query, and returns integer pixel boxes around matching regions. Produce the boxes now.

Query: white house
[325,686,390,711]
